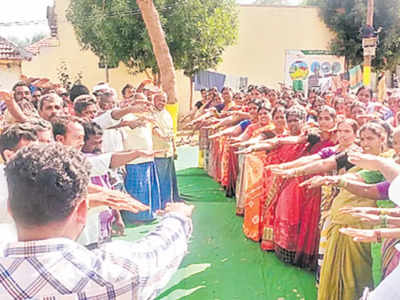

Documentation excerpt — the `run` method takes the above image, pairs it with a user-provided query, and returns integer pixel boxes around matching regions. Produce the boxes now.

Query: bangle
[380,215,388,228]
[375,230,382,243]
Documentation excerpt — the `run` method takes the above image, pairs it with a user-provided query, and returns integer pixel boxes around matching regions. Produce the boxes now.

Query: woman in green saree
[301,122,394,300]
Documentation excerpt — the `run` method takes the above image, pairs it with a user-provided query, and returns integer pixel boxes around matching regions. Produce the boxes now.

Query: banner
[284,50,345,91]
[349,65,363,90]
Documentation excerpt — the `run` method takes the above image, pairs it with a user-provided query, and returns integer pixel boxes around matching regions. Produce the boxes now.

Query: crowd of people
[0,78,193,299]
[183,83,400,300]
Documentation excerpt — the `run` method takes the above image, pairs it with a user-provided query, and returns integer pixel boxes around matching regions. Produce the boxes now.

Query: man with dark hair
[121,83,135,100]
[69,84,90,102]
[152,92,181,205]
[38,93,64,121]
[2,82,38,124]
[31,89,42,108]
[52,117,153,246]
[0,123,39,236]
[0,143,193,299]
[74,95,98,120]
[52,116,85,150]
[12,81,31,102]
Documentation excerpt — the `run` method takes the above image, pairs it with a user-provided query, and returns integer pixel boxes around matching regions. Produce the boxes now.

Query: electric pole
[363,0,374,88]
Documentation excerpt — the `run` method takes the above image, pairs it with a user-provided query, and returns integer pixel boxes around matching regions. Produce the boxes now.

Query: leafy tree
[67,0,239,78]
[304,0,400,70]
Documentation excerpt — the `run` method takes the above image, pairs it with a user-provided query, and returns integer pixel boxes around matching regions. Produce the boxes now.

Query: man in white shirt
[52,117,153,247]
[152,92,181,205]
[0,142,193,299]
[121,93,163,223]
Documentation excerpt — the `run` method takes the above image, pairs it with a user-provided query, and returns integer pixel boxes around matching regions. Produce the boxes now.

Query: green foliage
[67,0,239,77]
[57,61,83,91]
[304,0,400,70]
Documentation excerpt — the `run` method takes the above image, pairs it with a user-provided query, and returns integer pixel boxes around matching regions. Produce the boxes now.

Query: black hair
[356,86,373,98]
[5,143,90,226]
[121,84,134,97]
[83,122,103,142]
[0,123,37,161]
[12,81,29,92]
[285,106,306,122]
[69,84,90,102]
[73,95,97,115]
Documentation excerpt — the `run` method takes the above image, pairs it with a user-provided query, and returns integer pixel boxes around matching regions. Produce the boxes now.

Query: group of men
[0,79,193,299]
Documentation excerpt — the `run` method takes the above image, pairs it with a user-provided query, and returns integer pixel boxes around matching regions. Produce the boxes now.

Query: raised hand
[339,206,381,216]
[342,212,381,226]
[0,90,13,104]
[299,176,338,189]
[270,168,295,178]
[156,202,195,218]
[339,228,378,243]
[87,184,149,213]
[235,147,253,155]
[348,152,380,170]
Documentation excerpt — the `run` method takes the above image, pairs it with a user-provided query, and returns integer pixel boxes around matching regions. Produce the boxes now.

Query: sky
[0,0,301,40]
[0,0,53,40]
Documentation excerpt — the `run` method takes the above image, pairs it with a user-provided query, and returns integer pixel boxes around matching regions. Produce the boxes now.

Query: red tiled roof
[25,37,54,56]
[0,36,31,61]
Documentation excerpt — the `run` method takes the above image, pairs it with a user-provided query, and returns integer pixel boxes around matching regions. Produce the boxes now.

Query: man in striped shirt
[0,143,193,299]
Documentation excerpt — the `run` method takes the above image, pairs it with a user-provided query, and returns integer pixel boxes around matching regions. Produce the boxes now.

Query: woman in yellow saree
[301,122,394,300]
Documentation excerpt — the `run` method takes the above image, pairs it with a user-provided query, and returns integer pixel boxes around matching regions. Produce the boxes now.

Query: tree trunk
[136,0,178,104]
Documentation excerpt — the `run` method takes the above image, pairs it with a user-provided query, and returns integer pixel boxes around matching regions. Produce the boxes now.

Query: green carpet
[119,146,383,299]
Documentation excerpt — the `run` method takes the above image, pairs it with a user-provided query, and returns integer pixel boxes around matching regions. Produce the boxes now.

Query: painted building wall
[0,62,21,90]
[215,5,335,89]
[22,2,335,115]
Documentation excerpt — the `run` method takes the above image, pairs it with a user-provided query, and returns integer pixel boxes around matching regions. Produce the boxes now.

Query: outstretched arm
[349,153,400,182]
[110,149,154,169]
[209,124,243,139]
[271,154,338,177]
[0,91,28,123]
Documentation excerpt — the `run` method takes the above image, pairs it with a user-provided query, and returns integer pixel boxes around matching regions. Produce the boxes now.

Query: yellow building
[0,36,31,90]
[22,1,335,115]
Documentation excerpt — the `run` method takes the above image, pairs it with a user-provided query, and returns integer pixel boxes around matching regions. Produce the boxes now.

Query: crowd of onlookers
[184,83,400,300]
[0,78,194,299]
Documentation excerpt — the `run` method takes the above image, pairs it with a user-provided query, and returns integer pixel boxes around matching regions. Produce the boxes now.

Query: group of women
[183,84,400,300]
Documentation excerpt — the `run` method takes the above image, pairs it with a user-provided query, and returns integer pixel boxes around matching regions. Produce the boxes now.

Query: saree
[242,151,267,241]
[208,137,219,180]
[219,136,230,187]
[235,123,275,216]
[274,140,335,269]
[318,168,386,300]
[382,239,400,279]
[225,145,239,198]
[235,153,246,215]
[260,143,307,251]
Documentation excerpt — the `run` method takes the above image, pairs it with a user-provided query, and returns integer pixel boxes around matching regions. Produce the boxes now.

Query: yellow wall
[22,2,334,115]
[0,62,21,90]
[215,5,334,89]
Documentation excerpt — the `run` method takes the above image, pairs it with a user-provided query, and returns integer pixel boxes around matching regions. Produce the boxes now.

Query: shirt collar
[2,238,77,257]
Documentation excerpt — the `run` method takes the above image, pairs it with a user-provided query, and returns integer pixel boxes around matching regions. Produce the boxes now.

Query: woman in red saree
[273,106,337,269]
[240,105,276,241]
[260,107,308,250]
